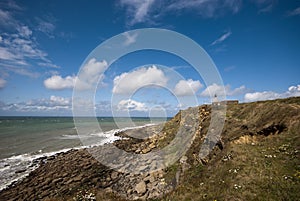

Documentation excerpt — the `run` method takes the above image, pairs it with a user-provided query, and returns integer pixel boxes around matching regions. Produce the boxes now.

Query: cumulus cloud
[44,75,75,90]
[200,83,250,97]
[117,99,148,111]
[113,65,168,94]
[174,79,203,96]
[44,58,108,90]
[0,78,6,88]
[211,30,232,46]
[75,58,108,90]
[244,85,300,102]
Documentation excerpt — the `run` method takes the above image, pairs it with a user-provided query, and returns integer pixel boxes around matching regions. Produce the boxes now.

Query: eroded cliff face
[1,97,299,201]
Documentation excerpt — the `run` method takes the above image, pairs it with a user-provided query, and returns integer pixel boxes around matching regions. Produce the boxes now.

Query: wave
[0,148,73,191]
[0,123,156,191]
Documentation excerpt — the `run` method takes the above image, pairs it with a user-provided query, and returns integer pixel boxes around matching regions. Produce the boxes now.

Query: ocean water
[0,116,166,191]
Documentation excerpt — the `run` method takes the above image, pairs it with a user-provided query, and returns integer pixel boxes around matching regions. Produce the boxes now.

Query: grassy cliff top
[0,97,299,201]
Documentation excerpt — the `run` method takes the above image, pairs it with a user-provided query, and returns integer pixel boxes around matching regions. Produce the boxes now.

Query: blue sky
[0,0,299,116]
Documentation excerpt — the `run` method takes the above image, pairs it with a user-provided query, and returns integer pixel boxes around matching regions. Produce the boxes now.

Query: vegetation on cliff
[0,97,299,201]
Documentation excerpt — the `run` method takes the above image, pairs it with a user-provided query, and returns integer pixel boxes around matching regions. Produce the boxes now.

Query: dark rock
[15,169,26,174]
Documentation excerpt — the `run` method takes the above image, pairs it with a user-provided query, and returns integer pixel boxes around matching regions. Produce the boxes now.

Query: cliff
[0,97,299,201]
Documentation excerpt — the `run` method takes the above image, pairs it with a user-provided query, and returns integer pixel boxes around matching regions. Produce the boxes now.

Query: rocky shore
[0,97,299,200]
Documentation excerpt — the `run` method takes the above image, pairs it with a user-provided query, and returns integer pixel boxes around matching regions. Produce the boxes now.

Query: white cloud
[37,20,56,38]
[120,0,155,25]
[37,62,60,68]
[113,65,168,94]
[211,31,232,46]
[244,85,300,102]
[288,85,300,93]
[258,4,273,13]
[4,66,40,78]
[244,91,279,102]
[229,85,250,96]
[0,2,58,80]
[75,58,108,90]
[0,96,72,114]
[0,46,17,60]
[44,58,108,90]
[0,78,6,88]
[224,65,236,72]
[251,0,275,13]
[167,0,241,17]
[118,99,148,111]
[200,83,250,97]
[174,79,203,96]
[201,83,227,97]
[50,95,70,105]
[17,26,32,38]
[118,0,247,25]
[44,75,75,90]
[123,32,138,46]
[0,8,16,28]
[288,7,300,16]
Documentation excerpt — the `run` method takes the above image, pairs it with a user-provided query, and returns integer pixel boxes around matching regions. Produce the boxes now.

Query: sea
[0,116,166,191]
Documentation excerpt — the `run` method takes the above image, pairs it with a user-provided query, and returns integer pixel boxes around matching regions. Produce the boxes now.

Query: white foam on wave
[0,147,77,191]
[0,123,156,191]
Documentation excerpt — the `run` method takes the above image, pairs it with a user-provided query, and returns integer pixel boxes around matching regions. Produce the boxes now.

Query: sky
[0,0,299,116]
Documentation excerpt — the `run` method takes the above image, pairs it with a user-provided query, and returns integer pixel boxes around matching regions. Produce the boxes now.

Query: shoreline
[0,122,159,192]
[0,97,299,200]
[0,121,171,200]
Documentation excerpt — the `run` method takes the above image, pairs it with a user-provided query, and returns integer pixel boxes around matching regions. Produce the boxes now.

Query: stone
[43,178,52,185]
[144,175,155,183]
[148,191,160,198]
[73,175,83,182]
[142,148,151,154]
[149,143,156,149]
[65,179,74,184]
[52,178,63,184]
[104,187,113,193]
[138,165,148,172]
[158,172,164,179]
[111,171,119,180]
[127,188,133,195]
[180,156,188,164]
[135,180,147,195]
